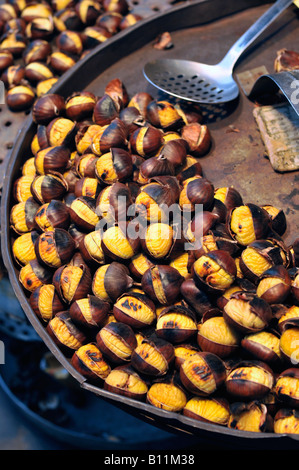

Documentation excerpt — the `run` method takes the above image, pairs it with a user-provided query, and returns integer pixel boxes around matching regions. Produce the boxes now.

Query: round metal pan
[1,0,299,448]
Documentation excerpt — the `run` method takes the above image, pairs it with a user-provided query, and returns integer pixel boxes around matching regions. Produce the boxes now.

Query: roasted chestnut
[183,396,230,426]
[95,148,132,184]
[53,262,92,304]
[19,258,52,292]
[179,176,215,212]
[146,100,184,131]
[10,197,40,234]
[101,224,139,262]
[228,401,272,433]
[197,314,240,358]
[65,91,97,121]
[31,174,68,204]
[92,262,133,303]
[12,230,39,266]
[141,265,184,306]
[71,342,111,383]
[96,321,137,364]
[146,372,187,412]
[180,122,211,157]
[274,368,299,408]
[193,249,237,294]
[6,84,35,111]
[113,291,156,329]
[256,265,291,304]
[69,195,100,231]
[29,283,65,323]
[227,203,271,246]
[46,311,86,356]
[180,351,226,396]
[69,294,110,329]
[131,332,174,377]
[104,364,148,401]
[129,125,164,158]
[32,94,65,125]
[239,240,285,284]
[92,118,128,156]
[225,360,275,400]
[155,304,198,343]
[223,291,273,334]
[241,330,282,365]
[274,408,299,434]
[34,228,76,269]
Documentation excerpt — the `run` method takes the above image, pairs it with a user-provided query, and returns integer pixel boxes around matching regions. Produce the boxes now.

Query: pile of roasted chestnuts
[0,0,142,112]
[9,77,299,435]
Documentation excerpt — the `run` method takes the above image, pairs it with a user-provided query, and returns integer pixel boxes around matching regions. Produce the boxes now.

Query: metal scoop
[143,0,294,104]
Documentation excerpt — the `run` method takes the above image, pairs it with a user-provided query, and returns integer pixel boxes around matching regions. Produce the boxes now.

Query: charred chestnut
[131,332,174,377]
[113,291,156,329]
[241,330,282,365]
[225,360,275,400]
[156,304,197,343]
[227,203,271,246]
[223,291,272,334]
[53,262,92,304]
[96,321,137,364]
[193,249,237,295]
[180,351,226,396]
[141,265,184,306]
[46,311,86,356]
[71,342,111,383]
[256,265,291,304]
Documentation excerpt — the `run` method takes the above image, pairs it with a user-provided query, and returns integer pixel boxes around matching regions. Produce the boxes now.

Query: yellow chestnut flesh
[184,397,230,425]
[147,382,187,412]
[193,255,234,290]
[230,205,255,245]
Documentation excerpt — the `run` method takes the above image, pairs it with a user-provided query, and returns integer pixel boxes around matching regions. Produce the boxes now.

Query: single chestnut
[71,342,111,383]
[46,311,86,356]
[193,249,237,295]
[225,360,275,400]
[29,283,65,323]
[156,304,198,343]
[179,351,226,396]
[131,332,174,377]
[96,321,137,364]
[183,396,230,426]
[92,262,133,303]
[113,291,156,329]
[141,265,184,306]
[104,364,148,401]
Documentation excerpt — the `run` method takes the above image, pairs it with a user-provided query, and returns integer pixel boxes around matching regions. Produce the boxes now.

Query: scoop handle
[219,0,294,71]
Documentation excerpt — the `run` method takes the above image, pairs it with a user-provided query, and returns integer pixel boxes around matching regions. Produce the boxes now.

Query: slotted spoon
[143,0,294,104]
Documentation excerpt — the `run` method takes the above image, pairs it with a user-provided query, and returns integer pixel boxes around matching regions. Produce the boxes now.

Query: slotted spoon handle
[218,0,294,71]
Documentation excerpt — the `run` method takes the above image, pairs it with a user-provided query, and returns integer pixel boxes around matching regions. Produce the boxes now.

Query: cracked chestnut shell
[193,249,237,295]
[34,145,70,175]
[69,195,100,231]
[10,197,39,235]
[131,332,174,377]
[34,200,70,231]
[101,224,140,262]
[228,401,272,433]
[274,368,299,408]
[31,174,68,204]
[92,118,128,156]
[19,258,52,292]
[12,230,39,266]
[274,408,299,434]
[197,314,240,358]
[92,262,133,303]
[179,176,214,212]
[95,148,133,184]
[183,396,230,426]
[155,304,197,344]
[104,364,148,401]
[256,264,291,304]
[53,262,92,304]
[46,311,87,356]
[69,294,110,329]
[223,291,273,334]
[146,100,184,131]
[29,283,65,323]
[180,351,226,396]
[129,252,155,280]
[129,125,164,158]
[71,342,111,383]
[227,203,271,246]
[96,321,137,364]
[135,180,177,223]
[141,223,177,260]
[113,291,156,329]
[214,186,243,212]
[146,371,187,412]
[225,360,275,400]
[35,228,76,269]
[141,265,184,306]
[239,240,285,284]
[241,330,282,365]
[180,122,211,157]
